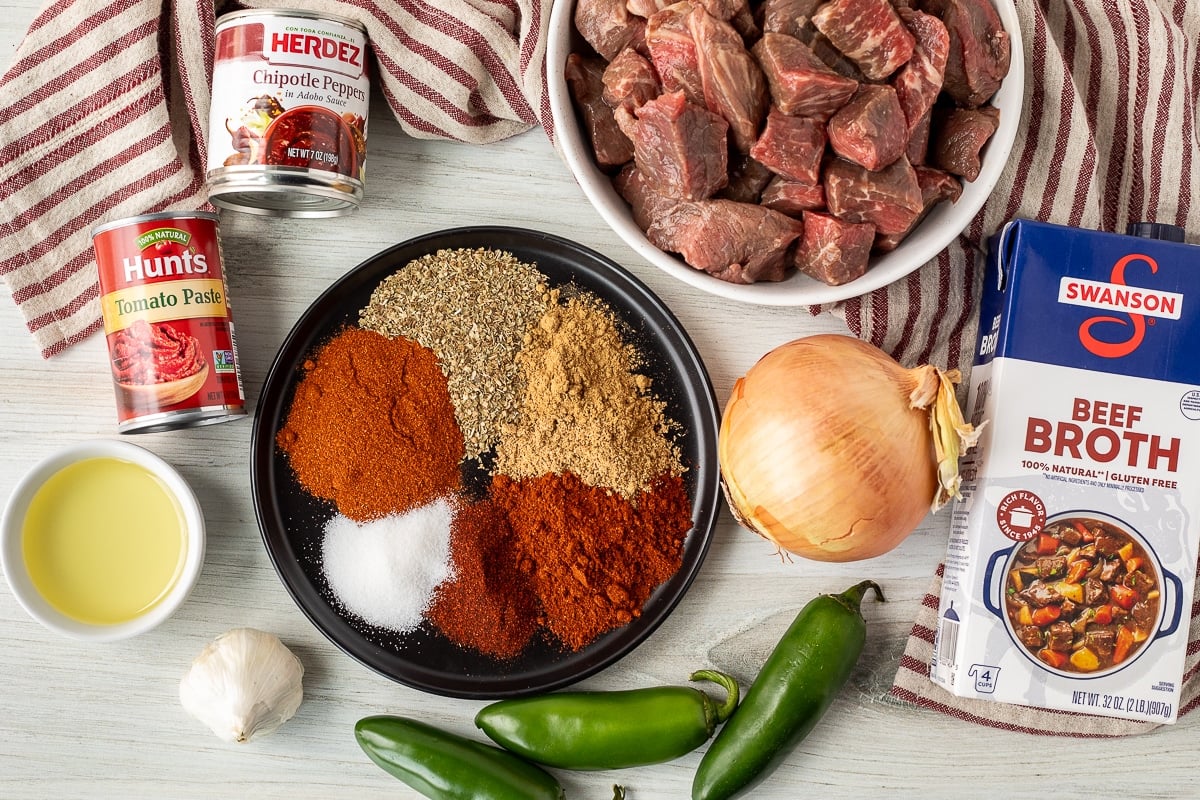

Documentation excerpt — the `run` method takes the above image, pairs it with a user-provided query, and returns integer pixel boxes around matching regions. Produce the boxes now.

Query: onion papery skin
[719,335,937,562]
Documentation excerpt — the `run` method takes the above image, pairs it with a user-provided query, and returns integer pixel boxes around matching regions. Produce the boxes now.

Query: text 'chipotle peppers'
[475,669,739,770]
[692,581,884,800]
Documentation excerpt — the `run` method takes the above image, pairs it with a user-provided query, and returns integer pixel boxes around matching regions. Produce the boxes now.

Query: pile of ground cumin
[494,288,683,500]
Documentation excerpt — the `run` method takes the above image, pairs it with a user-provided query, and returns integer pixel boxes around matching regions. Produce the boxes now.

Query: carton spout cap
[1126,222,1186,242]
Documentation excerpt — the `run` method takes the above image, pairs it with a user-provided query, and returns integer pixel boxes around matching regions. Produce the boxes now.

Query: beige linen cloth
[1,0,1197,734]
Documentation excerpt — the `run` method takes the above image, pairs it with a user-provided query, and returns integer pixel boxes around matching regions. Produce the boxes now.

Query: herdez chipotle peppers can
[92,212,246,434]
[206,9,370,217]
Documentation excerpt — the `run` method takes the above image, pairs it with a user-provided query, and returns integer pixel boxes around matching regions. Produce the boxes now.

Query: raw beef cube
[646,3,705,104]
[750,109,826,184]
[647,199,804,283]
[940,0,1012,107]
[811,0,916,81]
[720,153,775,203]
[690,7,768,152]
[636,0,758,36]
[628,0,668,17]
[893,8,949,131]
[827,84,908,171]
[906,108,932,165]
[614,163,681,230]
[752,32,858,119]
[917,164,964,204]
[793,210,875,285]
[630,90,729,199]
[576,0,647,61]
[699,0,760,39]
[874,165,963,251]
[825,155,923,234]
[760,176,827,214]
[603,48,662,112]
[759,0,867,80]
[566,53,635,169]
[932,105,1000,181]
[760,0,822,38]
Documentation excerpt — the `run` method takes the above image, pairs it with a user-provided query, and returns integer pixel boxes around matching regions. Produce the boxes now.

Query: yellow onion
[718,334,981,562]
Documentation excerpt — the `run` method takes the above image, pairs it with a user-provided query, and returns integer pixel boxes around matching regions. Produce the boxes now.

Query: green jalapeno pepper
[692,580,885,800]
[475,669,740,770]
[355,714,567,800]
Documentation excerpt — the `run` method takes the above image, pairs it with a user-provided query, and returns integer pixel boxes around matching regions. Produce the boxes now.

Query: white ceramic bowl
[547,1,1024,305]
[1,440,205,641]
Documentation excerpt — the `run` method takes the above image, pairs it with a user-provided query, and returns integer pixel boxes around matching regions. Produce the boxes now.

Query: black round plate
[251,226,721,698]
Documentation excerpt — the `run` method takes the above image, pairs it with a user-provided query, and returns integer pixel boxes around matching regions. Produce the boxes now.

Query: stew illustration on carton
[930,219,1198,724]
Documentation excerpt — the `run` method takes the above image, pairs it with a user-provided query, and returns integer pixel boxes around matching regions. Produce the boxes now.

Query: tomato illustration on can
[92,212,246,433]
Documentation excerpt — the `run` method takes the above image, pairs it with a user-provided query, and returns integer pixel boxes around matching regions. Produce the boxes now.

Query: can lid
[215,8,369,35]
[1125,222,1186,242]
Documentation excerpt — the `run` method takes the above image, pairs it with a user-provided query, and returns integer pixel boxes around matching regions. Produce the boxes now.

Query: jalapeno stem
[612,786,626,800]
[833,580,885,614]
[688,669,741,726]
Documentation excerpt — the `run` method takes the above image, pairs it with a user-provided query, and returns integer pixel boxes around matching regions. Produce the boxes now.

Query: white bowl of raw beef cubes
[547,0,1024,306]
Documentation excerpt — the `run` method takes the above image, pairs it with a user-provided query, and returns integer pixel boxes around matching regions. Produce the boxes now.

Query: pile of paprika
[276,327,464,521]
[427,472,694,655]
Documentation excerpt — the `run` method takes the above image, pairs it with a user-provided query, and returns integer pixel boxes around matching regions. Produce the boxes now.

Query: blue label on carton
[978,220,1200,382]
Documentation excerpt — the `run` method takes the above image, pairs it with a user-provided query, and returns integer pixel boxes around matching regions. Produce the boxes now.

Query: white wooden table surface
[1,4,1194,798]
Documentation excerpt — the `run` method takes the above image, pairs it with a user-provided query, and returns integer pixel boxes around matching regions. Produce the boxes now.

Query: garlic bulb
[179,627,304,743]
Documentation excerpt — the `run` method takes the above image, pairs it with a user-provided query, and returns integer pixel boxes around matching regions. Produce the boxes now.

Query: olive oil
[21,457,187,625]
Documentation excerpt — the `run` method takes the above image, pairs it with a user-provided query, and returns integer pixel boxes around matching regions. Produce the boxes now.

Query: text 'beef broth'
[930,219,1200,724]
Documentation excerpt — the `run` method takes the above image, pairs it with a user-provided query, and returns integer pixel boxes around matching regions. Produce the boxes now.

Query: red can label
[93,213,246,432]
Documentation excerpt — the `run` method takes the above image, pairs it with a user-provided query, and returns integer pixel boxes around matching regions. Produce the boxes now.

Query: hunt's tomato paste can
[207,9,370,217]
[92,212,246,433]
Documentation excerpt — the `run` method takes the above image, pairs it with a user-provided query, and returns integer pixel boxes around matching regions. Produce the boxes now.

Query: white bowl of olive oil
[1,440,205,641]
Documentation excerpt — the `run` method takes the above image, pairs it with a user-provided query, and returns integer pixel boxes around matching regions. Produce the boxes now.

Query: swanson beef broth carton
[930,219,1200,724]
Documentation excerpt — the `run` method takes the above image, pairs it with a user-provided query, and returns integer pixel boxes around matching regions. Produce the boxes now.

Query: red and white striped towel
[1,0,1199,734]
[0,0,550,358]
